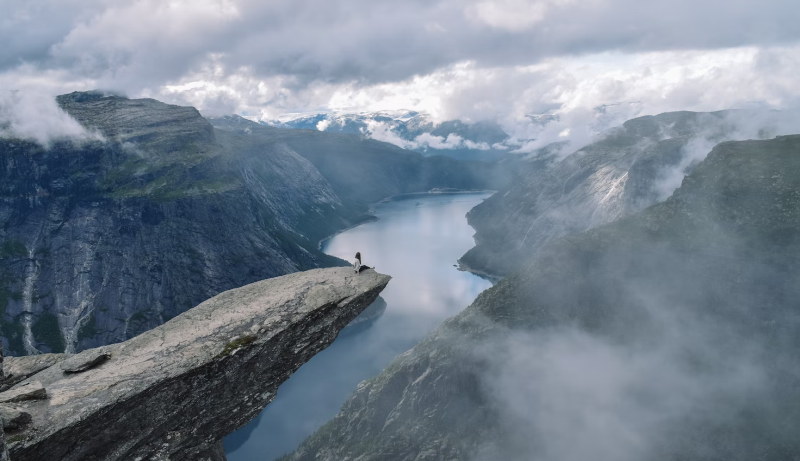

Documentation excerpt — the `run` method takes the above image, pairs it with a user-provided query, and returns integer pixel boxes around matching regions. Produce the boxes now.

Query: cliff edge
[0,267,390,461]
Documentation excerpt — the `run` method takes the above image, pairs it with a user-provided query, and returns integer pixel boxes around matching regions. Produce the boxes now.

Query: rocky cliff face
[0,92,490,355]
[0,345,5,461]
[1,267,390,461]
[460,110,792,278]
[56,91,216,154]
[287,136,800,460]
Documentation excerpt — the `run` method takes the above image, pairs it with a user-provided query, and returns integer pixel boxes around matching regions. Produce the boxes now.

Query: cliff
[460,110,785,278]
[287,136,800,460]
[1,267,390,461]
[0,345,6,461]
[0,92,491,355]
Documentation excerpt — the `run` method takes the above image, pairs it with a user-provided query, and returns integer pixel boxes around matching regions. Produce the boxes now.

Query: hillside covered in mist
[288,134,800,460]
[462,109,800,278]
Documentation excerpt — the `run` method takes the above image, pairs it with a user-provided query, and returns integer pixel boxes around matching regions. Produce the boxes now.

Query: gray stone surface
[59,348,111,373]
[196,441,227,461]
[0,354,65,392]
[0,427,7,461]
[56,91,216,154]
[0,405,31,431]
[6,267,389,461]
[0,382,46,403]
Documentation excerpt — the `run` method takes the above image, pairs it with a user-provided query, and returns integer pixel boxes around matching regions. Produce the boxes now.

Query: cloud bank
[0,90,97,146]
[2,1,800,145]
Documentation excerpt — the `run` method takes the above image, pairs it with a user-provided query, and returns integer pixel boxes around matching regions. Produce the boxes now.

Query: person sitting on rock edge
[353,251,372,273]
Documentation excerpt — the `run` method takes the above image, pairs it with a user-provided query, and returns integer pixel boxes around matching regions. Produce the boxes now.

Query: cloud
[1,0,800,139]
[473,320,766,461]
[413,133,491,151]
[466,0,580,31]
[355,119,494,152]
[649,108,800,200]
[360,119,416,150]
[0,90,98,146]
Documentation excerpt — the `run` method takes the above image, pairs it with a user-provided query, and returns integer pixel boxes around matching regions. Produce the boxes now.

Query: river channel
[225,192,493,460]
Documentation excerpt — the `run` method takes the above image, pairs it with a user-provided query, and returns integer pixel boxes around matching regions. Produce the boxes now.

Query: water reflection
[225,193,492,460]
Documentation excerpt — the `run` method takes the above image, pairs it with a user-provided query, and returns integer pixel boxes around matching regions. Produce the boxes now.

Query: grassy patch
[0,280,25,354]
[31,312,65,353]
[217,334,258,358]
[125,310,151,337]
[0,317,25,356]
[0,239,27,259]
[6,433,28,444]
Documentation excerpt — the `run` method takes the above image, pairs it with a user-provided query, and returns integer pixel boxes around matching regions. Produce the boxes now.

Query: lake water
[224,192,493,460]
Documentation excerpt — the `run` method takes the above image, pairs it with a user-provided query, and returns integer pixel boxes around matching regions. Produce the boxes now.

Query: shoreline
[372,188,496,208]
[455,258,502,284]
[317,189,497,276]
[317,214,379,252]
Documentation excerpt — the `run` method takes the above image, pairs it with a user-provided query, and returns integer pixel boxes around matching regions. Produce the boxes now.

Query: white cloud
[468,0,580,31]
[360,119,416,149]
[412,132,491,150]
[0,90,99,146]
[475,322,766,461]
[1,0,799,142]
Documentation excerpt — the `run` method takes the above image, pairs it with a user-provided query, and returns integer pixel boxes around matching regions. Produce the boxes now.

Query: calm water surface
[225,192,492,460]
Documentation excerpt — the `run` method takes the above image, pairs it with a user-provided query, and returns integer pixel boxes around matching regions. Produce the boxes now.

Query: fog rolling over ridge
[470,138,800,460]
[462,108,800,278]
[287,135,800,460]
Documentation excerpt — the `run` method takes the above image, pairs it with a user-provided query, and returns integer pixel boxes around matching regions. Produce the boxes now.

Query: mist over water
[225,192,492,460]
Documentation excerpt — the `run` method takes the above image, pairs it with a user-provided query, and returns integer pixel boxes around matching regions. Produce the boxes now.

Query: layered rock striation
[2,267,390,461]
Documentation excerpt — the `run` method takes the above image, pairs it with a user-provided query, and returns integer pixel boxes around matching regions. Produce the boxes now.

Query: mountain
[211,115,497,207]
[286,135,800,460]
[267,111,513,162]
[460,110,797,278]
[0,91,494,356]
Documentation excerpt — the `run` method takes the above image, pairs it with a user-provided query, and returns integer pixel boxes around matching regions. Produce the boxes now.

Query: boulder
[59,348,111,374]
[0,406,32,431]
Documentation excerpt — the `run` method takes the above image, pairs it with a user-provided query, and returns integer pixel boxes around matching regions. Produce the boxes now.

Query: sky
[2,0,800,145]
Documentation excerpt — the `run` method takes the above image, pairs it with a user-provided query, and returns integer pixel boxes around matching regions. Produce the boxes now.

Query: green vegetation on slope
[32,312,65,353]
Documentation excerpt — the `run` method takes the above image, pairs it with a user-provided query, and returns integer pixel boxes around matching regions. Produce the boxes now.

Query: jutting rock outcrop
[1,267,390,461]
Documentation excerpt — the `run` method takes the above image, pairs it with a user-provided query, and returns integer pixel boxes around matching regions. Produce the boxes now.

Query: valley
[1,94,799,461]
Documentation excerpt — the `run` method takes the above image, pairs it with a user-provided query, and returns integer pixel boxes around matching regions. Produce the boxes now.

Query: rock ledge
[3,267,390,461]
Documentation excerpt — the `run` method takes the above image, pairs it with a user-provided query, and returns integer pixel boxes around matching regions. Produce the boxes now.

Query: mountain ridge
[460,109,797,278]
[286,134,800,460]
